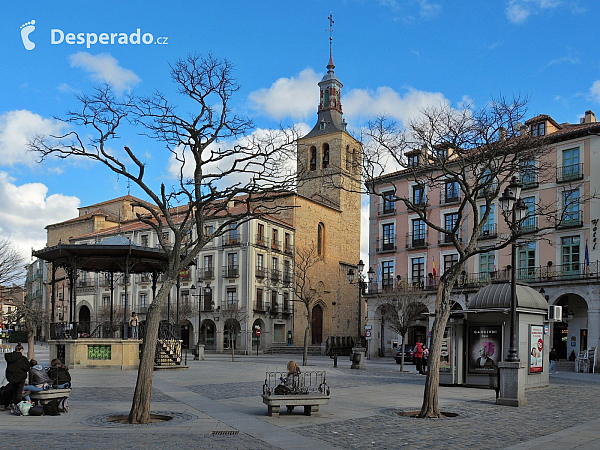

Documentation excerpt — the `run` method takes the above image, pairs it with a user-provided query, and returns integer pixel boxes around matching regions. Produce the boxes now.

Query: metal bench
[29,388,71,405]
[261,370,330,417]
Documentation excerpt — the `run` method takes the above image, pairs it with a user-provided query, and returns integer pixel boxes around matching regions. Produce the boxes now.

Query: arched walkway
[200,319,216,350]
[224,319,241,350]
[554,294,588,360]
[78,305,91,335]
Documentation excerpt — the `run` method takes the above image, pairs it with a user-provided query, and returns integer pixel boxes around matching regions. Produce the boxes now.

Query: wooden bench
[261,370,330,417]
[29,388,71,405]
[261,393,330,417]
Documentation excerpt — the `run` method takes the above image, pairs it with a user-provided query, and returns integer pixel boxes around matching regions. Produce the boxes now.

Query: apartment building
[368,110,600,361]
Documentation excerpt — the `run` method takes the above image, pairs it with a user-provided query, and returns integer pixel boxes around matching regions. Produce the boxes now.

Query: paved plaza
[2,343,600,449]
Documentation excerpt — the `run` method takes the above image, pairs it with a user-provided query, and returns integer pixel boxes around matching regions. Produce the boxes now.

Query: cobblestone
[70,387,175,402]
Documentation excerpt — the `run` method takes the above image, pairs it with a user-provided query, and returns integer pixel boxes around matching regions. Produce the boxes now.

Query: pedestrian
[23,359,52,393]
[422,344,429,374]
[549,347,558,374]
[3,343,30,413]
[414,340,424,375]
[129,312,139,339]
[47,359,71,388]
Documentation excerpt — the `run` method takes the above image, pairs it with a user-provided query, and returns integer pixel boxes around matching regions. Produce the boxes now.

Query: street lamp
[500,175,528,362]
[347,260,375,347]
[191,280,211,360]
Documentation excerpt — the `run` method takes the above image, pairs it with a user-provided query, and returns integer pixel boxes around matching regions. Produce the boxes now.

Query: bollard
[330,353,338,368]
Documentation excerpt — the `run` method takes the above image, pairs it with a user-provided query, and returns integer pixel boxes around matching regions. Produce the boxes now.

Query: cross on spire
[327,12,335,65]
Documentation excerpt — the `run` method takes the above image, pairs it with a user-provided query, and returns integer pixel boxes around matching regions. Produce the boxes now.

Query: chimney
[584,110,597,124]
[498,126,507,141]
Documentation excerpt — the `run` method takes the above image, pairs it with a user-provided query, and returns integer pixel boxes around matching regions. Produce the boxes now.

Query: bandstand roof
[32,236,170,274]
[468,281,548,311]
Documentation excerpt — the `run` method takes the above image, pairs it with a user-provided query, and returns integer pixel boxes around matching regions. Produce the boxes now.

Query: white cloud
[418,0,442,19]
[0,172,80,260]
[0,110,65,167]
[506,0,561,24]
[591,80,600,103]
[69,52,141,93]
[249,68,320,120]
[343,86,451,126]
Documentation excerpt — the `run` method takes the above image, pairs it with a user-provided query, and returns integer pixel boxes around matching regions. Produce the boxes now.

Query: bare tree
[364,97,568,417]
[3,285,44,360]
[29,54,298,423]
[218,302,248,362]
[375,284,430,372]
[292,245,322,366]
[0,235,24,287]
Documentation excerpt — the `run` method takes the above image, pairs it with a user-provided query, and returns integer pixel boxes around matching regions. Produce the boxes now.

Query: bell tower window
[310,146,317,171]
[322,143,330,169]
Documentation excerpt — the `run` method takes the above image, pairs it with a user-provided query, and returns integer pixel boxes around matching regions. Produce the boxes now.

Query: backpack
[58,397,69,413]
[43,399,60,416]
[29,405,44,416]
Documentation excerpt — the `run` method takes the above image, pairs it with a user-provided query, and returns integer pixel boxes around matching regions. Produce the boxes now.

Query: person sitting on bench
[47,359,71,389]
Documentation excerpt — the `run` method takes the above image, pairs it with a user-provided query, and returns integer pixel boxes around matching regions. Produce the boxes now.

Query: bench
[261,370,330,417]
[29,388,71,405]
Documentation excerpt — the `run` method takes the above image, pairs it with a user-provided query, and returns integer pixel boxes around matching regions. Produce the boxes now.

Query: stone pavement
[1,343,600,449]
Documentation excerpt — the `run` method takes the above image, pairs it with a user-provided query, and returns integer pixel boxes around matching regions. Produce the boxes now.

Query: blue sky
[1,0,599,265]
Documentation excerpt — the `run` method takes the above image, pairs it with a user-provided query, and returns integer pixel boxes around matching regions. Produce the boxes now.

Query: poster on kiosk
[468,325,502,374]
[529,325,544,373]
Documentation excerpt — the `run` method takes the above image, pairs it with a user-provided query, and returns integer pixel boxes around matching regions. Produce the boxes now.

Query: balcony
[557,164,584,183]
[270,269,281,284]
[405,233,428,249]
[222,265,239,278]
[137,274,151,284]
[378,205,396,216]
[376,236,397,253]
[283,272,293,286]
[222,235,241,247]
[284,243,294,255]
[477,182,498,199]
[77,278,97,288]
[440,190,460,205]
[438,232,462,246]
[271,240,281,252]
[256,234,269,248]
[480,223,497,239]
[202,267,214,280]
[256,267,267,279]
[254,301,266,313]
[557,210,583,228]
[521,173,539,190]
[520,216,538,233]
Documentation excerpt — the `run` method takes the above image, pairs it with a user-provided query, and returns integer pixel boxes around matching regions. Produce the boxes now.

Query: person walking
[414,341,424,375]
[422,344,429,374]
[549,347,558,374]
[129,312,139,339]
[4,343,30,413]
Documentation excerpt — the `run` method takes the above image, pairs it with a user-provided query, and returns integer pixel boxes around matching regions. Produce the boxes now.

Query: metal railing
[405,233,428,249]
[480,223,498,239]
[557,163,584,183]
[440,190,460,204]
[256,235,269,248]
[222,265,239,278]
[558,210,583,228]
[376,236,397,252]
[438,232,462,246]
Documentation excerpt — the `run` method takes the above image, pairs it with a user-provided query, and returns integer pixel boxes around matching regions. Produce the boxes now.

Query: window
[226,253,238,277]
[562,190,581,226]
[227,288,237,307]
[382,191,395,214]
[521,196,536,231]
[480,204,495,236]
[310,146,317,171]
[561,236,580,275]
[443,213,459,244]
[479,252,496,278]
[283,292,290,311]
[382,261,394,287]
[531,122,545,137]
[181,291,190,306]
[162,231,169,244]
[317,222,325,256]
[284,233,291,253]
[443,254,459,273]
[518,242,536,280]
[412,219,426,247]
[203,225,213,239]
[521,160,537,187]
[271,257,279,282]
[141,235,149,247]
[103,295,110,307]
[140,293,148,308]
[272,228,279,250]
[444,180,459,203]
[256,288,263,310]
[120,293,127,307]
[257,254,264,270]
[283,260,292,284]
[228,224,239,243]
[322,143,329,168]
[382,223,395,250]
[562,148,580,180]
[412,185,425,205]
[411,257,425,286]
[271,290,279,311]
[346,145,351,170]
[257,223,265,245]
[407,153,419,168]
[204,255,213,278]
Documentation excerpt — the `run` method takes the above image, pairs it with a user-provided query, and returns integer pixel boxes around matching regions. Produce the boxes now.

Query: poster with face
[529,325,544,373]
[440,328,451,373]
[468,325,502,374]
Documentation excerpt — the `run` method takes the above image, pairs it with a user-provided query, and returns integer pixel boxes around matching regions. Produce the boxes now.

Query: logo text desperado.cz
[51,29,168,48]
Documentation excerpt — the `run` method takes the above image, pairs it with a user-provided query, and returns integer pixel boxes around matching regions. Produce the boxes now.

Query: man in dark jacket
[4,343,30,408]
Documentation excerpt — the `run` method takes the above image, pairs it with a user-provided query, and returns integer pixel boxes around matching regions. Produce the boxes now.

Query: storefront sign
[440,327,451,373]
[529,325,544,373]
[468,325,502,374]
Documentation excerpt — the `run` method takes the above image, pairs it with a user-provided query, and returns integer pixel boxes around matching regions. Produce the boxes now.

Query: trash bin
[351,347,366,369]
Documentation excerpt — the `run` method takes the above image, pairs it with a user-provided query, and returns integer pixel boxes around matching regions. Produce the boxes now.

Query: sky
[1,0,599,270]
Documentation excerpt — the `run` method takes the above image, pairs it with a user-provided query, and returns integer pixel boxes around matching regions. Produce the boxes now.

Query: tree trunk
[303,307,311,366]
[418,282,452,418]
[231,333,235,362]
[128,280,174,424]
[26,325,35,360]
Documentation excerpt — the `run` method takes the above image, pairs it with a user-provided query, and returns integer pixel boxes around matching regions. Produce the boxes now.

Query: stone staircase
[555,360,575,372]
[264,344,323,356]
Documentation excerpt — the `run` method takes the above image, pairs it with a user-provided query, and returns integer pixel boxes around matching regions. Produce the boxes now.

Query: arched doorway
[224,319,241,350]
[554,295,588,360]
[252,319,264,351]
[78,305,91,335]
[200,319,216,350]
[180,321,191,349]
[311,305,323,344]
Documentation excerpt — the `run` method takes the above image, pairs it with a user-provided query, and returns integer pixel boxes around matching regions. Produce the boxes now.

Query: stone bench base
[261,394,330,417]
[29,389,72,405]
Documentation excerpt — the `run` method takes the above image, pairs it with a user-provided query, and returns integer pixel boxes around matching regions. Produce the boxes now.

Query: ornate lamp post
[500,176,528,362]
[191,280,211,360]
[347,260,375,347]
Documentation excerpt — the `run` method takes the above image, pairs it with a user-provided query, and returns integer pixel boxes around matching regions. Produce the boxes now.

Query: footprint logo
[20,20,36,50]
